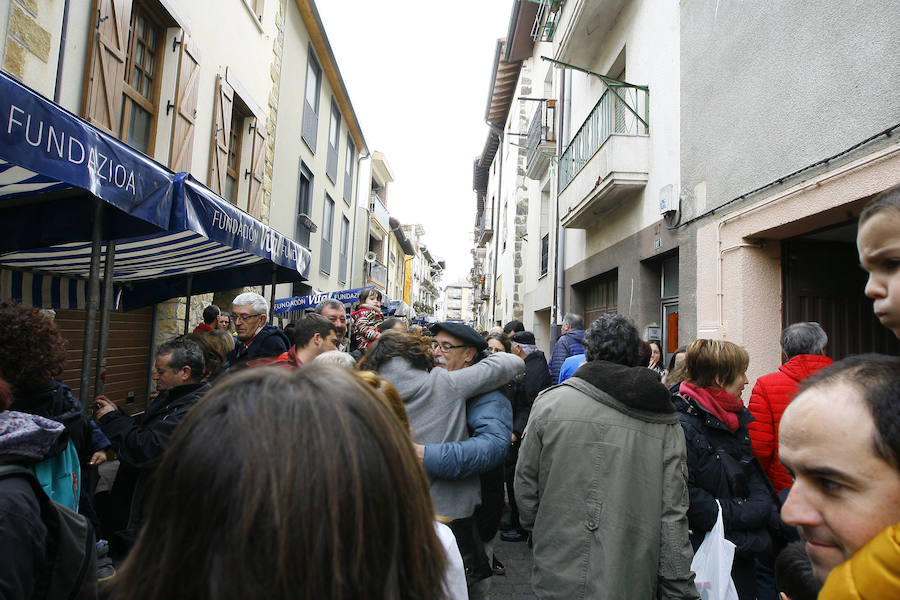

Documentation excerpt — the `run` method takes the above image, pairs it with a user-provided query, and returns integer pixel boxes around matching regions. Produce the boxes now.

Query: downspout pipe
[53,0,71,103]
[550,67,566,344]
[350,149,370,288]
[491,130,503,326]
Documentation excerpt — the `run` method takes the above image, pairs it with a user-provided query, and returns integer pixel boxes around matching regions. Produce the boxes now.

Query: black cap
[510,331,536,345]
[430,322,488,351]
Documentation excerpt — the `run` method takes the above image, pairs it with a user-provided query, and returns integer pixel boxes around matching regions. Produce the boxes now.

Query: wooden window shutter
[168,33,201,173]
[82,0,132,134]
[208,75,234,196]
[247,117,267,218]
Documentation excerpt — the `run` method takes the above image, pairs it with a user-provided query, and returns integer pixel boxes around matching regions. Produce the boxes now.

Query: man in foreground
[779,354,900,585]
[515,314,698,599]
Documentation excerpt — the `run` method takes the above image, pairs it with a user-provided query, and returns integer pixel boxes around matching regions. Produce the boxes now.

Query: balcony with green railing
[558,82,651,228]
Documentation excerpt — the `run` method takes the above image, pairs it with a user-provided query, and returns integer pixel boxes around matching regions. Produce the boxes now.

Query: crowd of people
[1,183,900,599]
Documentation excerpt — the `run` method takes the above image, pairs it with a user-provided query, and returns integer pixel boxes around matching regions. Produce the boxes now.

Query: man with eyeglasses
[428,322,520,598]
[226,292,290,366]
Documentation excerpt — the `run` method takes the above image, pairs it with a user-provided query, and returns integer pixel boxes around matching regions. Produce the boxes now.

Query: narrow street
[492,537,537,600]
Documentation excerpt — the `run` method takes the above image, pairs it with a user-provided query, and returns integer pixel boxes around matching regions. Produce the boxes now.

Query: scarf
[679,381,744,433]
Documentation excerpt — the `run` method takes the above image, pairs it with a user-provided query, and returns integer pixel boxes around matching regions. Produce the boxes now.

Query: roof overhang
[484,39,523,126]
[295,0,368,154]
[505,0,538,62]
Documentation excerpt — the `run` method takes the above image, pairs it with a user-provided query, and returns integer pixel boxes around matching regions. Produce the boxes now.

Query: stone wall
[2,0,53,86]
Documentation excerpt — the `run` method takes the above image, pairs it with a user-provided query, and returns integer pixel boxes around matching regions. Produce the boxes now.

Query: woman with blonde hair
[674,339,778,600]
[108,365,453,600]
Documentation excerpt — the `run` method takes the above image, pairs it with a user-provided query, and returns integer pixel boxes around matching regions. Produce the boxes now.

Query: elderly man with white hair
[226,292,290,365]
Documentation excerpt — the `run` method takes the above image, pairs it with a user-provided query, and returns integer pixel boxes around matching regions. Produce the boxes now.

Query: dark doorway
[782,227,900,359]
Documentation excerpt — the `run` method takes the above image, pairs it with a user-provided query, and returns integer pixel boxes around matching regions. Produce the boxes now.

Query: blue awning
[0,71,311,310]
[274,286,373,314]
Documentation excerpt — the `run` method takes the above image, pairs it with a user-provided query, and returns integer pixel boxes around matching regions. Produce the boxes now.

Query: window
[207,76,266,216]
[120,5,163,154]
[326,99,341,183]
[343,135,355,204]
[338,216,350,283]
[583,270,618,328]
[295,161,314,248]
[85,1,198,168]
[320,194,334,274]
[539,186,551,277]
[223,110,244,204]
[302,48,321,151]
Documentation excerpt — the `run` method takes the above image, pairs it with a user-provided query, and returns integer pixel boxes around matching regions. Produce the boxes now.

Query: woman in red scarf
[674,339,779,600]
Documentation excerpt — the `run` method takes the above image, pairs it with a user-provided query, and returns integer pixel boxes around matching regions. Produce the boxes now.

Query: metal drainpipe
[94,240,116,397]
[349,150,370,288]
[550,67,567,344]
[79,198,103,410]
[491,130,503,326]
[53,0,71,103]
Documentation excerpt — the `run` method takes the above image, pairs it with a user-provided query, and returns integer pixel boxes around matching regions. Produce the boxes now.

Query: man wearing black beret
[427,322,515,598]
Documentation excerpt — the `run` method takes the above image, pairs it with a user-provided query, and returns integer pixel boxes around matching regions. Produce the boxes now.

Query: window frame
[343,134,355,204]
[120,3,165,156]
[326,98,341,183]
[338,214,350,284]
[319,193,335,275]
[301,47,322,152]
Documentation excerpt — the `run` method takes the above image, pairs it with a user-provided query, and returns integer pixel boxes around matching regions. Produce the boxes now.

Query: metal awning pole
[78,197,103,411]
[183,275,193,335]
[269,266,277,321]
[94,240,116,397]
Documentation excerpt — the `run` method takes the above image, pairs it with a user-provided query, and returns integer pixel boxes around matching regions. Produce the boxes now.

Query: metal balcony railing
[526,100,556,170]
[369,192,390,231]
[366,260,387,285]
[559,84,649,190]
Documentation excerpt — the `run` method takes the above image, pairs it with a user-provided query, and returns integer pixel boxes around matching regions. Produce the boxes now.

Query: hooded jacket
[548,329,585,383]
[747,353,833,492]
[378,353,524,519]
[9,379,93,467]
[515,360,698,600]
[0,411,65,599]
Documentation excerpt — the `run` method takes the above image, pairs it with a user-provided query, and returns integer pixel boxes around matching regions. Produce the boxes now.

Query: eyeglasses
[431,341,467,352]
[231,312,262,323]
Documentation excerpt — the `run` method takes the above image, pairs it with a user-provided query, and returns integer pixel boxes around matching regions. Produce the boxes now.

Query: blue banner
[274,286,374,314]
[178,176,310,277]
[0,71,176,229]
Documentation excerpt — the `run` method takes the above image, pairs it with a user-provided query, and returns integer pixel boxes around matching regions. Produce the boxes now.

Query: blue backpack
[30,438,81,511]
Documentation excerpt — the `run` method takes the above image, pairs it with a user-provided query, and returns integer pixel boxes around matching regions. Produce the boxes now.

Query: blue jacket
[557,353,586,384]
[549,329,585,383]
[423,389,512,480]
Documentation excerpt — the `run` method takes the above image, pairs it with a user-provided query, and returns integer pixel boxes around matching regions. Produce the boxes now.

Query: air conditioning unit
[658,184,679,215]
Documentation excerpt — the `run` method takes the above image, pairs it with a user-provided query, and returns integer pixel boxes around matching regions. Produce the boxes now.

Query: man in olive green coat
[515,314,698,599]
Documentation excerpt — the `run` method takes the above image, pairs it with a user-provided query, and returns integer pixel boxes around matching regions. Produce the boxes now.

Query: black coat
[674,391,778,600]
[0,474,47,598]
[512,351,553,436]
[99,382,210,544]
[227,323,290,364]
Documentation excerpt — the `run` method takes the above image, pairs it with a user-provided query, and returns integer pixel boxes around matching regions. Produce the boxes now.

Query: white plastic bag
[690,500,739,600]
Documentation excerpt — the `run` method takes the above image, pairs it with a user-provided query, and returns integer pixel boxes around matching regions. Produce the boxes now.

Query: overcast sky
[315,1,513,286]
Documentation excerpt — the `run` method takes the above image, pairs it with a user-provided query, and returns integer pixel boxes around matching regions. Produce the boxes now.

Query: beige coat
[515,360,699,600]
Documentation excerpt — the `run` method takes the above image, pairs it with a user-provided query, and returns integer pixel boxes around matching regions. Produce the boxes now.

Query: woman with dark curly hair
[486,333,510,354]
[0,302,94,481]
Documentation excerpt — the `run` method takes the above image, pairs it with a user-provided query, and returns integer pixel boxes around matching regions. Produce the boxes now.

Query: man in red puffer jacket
[748,322,833,492]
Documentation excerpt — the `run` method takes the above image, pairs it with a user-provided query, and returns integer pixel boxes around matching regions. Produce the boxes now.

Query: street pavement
[489,536,537,599]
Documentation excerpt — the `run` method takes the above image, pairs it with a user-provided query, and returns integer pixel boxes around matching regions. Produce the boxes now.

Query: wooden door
[782,239,900,359]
